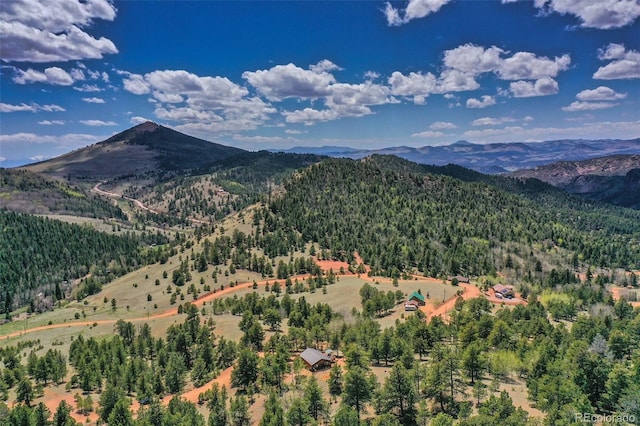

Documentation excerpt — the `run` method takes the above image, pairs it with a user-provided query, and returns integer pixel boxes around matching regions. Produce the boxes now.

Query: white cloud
[130,116,151,125]
[429,121,457,130]
[82,97,105,103]
[472,117,517,126]
[535,0,640,29]
[0,157,5,163]
[70,68,85,81]
[243,63,335,101]
[441,44,570,80]
[0,0,118,62]
[562,101,618,111]
[0,132,100,145]
[593,44,640,79]
[12,66,75,85]
[0,102,36,112]
[443,44,505,74]
[285,129,306,135]
[40,104,66,112]
[575,86,627,101]
[38,120,65,125]
[411,130,445,138]
[364,71,380,80]
[122,73,151,95]
[309,59,342,73]
[497,52,571,80]
[437,69,480,93]
[122,68,277,135]
[283,106,369,125]
[384,0,452,26]
[466,95,496,108]
[388,71,437,104]
[80,120,116,126]
[0,102,65,112]
[74,83,103,92]
[509,77,559,97]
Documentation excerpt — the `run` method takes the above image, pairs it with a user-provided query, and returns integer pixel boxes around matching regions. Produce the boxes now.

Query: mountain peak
[132,121,160,134]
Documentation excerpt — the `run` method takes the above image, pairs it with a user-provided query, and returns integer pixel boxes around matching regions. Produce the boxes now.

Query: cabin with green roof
[408,291,425,306]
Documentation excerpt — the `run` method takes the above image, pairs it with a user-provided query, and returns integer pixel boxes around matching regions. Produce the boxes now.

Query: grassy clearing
[538,290,571,308]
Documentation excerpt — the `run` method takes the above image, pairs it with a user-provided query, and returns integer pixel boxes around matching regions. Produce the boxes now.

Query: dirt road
[93,182,209,224]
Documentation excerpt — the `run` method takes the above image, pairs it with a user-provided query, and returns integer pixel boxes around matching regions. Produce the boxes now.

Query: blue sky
[1,0,639,167]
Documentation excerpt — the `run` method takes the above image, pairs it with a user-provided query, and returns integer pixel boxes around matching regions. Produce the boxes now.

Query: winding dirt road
[92,182,209,224]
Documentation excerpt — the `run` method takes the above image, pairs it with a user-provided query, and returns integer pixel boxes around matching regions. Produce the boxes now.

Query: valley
[1,124,639,426]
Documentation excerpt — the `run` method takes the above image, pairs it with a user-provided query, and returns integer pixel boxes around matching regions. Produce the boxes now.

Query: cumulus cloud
[38,120,65,125]
[243,61,396,125]
[122,73,151,95]
[130,116,151,125]
[82,97,105,103]
[0,102,36,112]
[443,44,504,74]
[0,132,100,145]
[121,68,276,134]
[466,95,496,108]
[441,43,570,80]
[429,121,457,130]
[388,71,437,104]
[509,77,559,97]
[74,84,103,92]
[472,117,517,126]
[535,0,640,29]
[593,44,640,79]
[243,62,336,101]
[562,101,618,111]
[411,130,445,138]
[497,52,570,80]
[0,0,118,62]
[0,102,65,112]
[389,44,570,101]
[384,0,452,26]
[575,86,627,101]
[12,66,75,85]
[80,120,116,126]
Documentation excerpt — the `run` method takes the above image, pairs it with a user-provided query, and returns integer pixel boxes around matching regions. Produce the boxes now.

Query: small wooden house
[404,300,419,311]
[493,284,514,298]
[299,348,332,371]
[408,291,426,306]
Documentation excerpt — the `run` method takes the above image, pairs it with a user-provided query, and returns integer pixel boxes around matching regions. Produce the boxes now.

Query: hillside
[510,155,640,209]
[2,154,640,426]
[0,211,170,314]
[265,156,640,276]
[0,168,127,218]
[23,122,246,181]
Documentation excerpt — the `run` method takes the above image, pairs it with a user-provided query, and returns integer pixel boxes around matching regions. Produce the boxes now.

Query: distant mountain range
[276,138,640,174]
[510,154,640,209]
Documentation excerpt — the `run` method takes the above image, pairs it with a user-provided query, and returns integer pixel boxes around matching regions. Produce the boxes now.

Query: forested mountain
[265,156,640,277]
[23,122,246,181]
[510,155,640,209]
[0,169,126,218]
[0,211,168,314]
